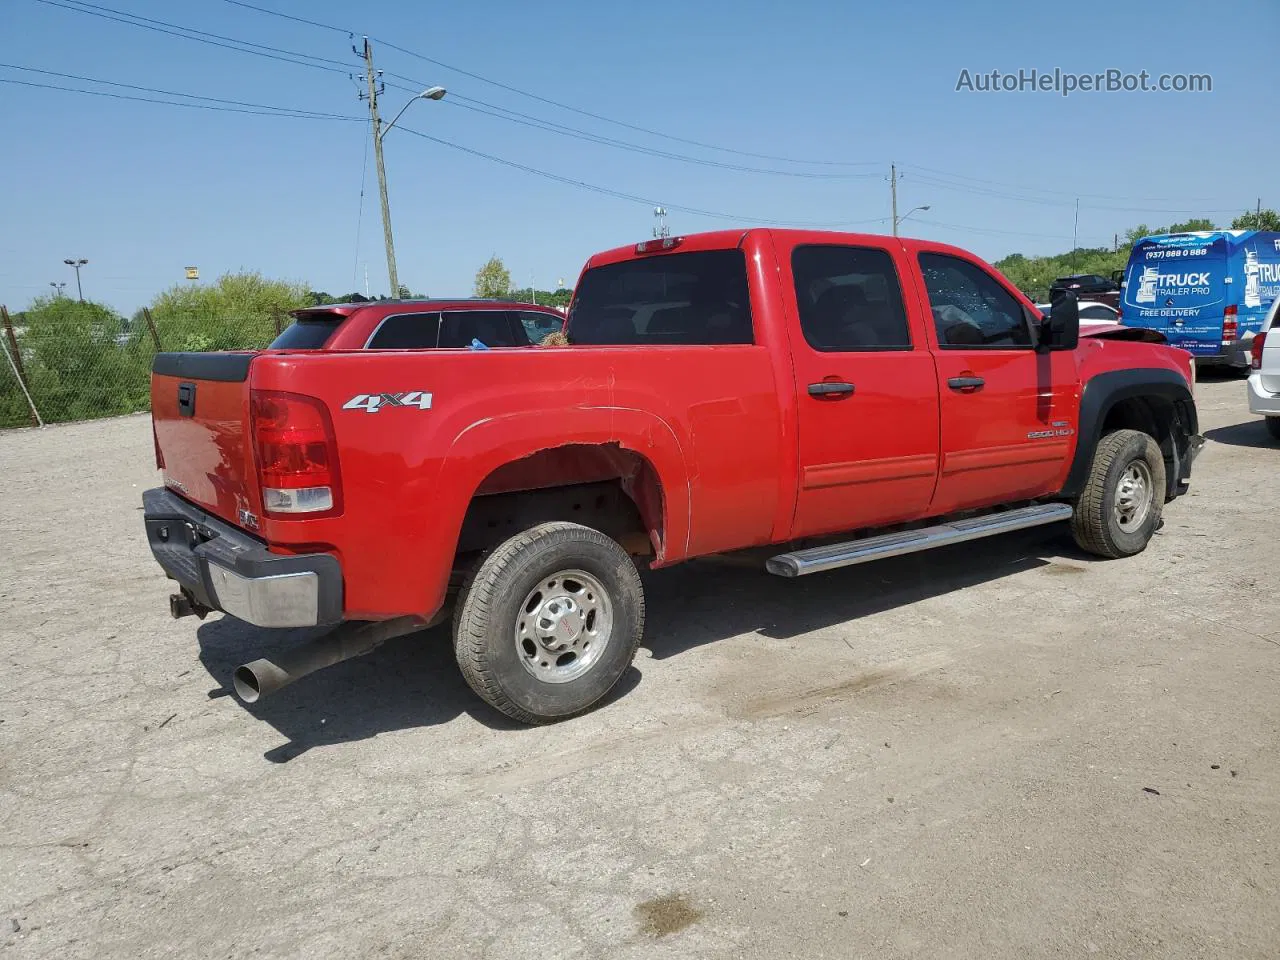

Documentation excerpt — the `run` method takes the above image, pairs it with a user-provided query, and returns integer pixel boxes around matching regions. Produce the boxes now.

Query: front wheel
[453,522,645,724]
[1070,428,1167,559]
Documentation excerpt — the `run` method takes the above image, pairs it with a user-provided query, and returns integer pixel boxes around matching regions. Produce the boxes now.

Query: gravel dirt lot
[1,375,1277,959]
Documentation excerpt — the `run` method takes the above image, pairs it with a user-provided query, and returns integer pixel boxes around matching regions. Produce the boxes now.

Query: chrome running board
[765,503,1074,578]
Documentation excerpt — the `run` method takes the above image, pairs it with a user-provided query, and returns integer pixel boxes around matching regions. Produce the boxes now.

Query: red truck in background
[144,229,1203,724]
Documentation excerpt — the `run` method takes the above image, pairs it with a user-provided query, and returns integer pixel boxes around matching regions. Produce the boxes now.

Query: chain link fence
[1,305,290,429]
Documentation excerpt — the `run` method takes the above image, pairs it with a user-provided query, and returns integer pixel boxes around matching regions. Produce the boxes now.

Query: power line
[426,90,881,180]
[0,76,363,119]
[899,163,1229,207]
[218,0,350,35]
[0,63,360,118]
[214,0,880,169]
[33,0,351,74]
[912,217,1111,243]
[396,124,886,228]
[905,171,1239,215]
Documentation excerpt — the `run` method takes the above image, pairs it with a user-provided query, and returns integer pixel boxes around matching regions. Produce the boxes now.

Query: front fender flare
[1059,367,1196,499]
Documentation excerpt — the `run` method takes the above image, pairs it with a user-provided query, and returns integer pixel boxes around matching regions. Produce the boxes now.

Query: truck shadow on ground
[1204,420,1277,449]
[196,526,1089,761]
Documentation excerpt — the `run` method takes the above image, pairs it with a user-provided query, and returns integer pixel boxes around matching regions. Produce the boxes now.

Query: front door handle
[808,381,855,398]
[947,376,985,392]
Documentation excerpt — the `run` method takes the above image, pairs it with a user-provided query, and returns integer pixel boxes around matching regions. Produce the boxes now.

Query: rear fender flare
[436,405,690,559]
[1060,368,1196,499]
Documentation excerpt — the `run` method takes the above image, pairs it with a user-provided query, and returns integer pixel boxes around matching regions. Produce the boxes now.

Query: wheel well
[1100,396,1182,497]
[456,444,665,564]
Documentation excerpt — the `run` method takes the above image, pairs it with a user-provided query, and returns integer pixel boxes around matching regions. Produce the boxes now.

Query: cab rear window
[567,249,753,345]
[269,313,345,349]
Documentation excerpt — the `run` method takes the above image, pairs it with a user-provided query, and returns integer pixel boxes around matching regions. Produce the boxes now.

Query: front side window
[792,245,912,351]
[367,312,442,349]
[919,253,1033,348]
[1079,305,1117,321]
[567,249,753,345]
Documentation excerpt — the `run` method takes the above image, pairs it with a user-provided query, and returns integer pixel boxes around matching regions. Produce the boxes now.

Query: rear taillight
[251,390,341,517]
[1223,305,1238,343]
[1253,331,1268,370]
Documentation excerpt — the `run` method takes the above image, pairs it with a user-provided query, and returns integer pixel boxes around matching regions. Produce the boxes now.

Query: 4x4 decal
[342,391,433,414]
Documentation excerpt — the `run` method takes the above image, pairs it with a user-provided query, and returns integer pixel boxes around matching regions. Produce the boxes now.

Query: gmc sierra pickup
[144,229,1203,724]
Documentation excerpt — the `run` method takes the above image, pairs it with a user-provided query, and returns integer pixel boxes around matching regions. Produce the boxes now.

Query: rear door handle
[808,381,855,398]
[947,376,985,392]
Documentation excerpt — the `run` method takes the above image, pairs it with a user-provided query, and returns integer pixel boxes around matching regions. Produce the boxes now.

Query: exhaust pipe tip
[232,658,293,704]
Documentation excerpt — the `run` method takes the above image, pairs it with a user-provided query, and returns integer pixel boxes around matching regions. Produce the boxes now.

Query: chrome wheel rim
[1114,459,1154,533]
[515,569,613,684]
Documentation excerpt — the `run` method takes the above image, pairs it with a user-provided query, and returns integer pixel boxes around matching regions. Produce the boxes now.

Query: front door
[913,251,1078,515]
[785,242,941,539]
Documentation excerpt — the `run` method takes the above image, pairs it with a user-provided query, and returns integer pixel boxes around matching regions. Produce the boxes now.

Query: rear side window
[792,245,912,351]
[269,315,344,349]
[568,249,753,345]
[518,310,564,343]
[919,253,1033,348]
[439,310,525,348]
[368,312,442,349]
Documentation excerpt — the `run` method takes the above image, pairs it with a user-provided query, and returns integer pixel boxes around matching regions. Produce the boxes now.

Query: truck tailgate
[151,352,259,528]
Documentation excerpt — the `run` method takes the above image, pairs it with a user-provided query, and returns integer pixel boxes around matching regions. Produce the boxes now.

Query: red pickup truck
[144,229,1202,724]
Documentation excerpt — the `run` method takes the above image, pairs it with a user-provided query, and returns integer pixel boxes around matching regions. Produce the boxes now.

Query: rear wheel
[453,522,645,724]
[1070,429,1166,559]
[1266,417,1280,443]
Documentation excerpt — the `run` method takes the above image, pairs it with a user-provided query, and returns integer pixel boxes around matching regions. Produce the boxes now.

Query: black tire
[1266,417,1280,443]
[1070,428,1166,559]
[453,522,645,724]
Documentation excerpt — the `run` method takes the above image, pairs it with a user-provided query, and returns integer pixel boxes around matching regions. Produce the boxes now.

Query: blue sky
[1,0,1275,313]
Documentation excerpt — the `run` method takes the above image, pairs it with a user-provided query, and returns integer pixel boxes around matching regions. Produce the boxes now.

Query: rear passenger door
[784,243,941,539]
[914,252,1077,514]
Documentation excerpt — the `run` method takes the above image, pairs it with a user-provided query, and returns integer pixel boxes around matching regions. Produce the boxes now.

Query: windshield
[268,313,345,349]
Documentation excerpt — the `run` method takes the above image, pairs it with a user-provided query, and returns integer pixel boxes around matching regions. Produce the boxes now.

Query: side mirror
[1044,290,1080,351]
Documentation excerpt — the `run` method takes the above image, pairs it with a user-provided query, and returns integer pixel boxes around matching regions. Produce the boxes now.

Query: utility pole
[1258,197,1263,218]
[890,164,899,237]
[1072,199,1079,269]
[360,38,398,298]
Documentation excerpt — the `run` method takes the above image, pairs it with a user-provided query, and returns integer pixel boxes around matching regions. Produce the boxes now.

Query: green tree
[1231,208,1280,231]
[1168,218,1217,232]
[506,287,574,309]
[1,296,150,426]
[148,271,310,351]
[473,256,512,299]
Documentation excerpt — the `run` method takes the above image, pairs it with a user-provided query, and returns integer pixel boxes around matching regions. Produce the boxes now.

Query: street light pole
[359,36,445,298]
[63,258,88,300]
[49,281,66,298]
[893,205,931,235]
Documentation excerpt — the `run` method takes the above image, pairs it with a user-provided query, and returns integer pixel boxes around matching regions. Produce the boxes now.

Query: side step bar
[765,503,1074,578]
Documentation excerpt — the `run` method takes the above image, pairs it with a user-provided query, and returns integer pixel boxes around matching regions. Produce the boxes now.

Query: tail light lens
[251,390,342,517]
[1253,331,1268,370]
[1223,305,1238,343]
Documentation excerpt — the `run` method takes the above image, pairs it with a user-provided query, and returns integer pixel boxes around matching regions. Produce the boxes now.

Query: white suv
[1247,296,1280,442]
